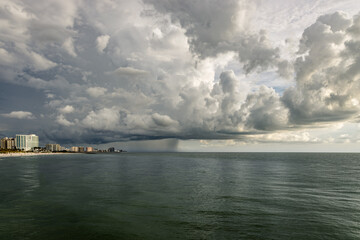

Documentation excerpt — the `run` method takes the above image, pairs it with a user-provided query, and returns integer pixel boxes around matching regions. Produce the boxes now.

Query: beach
[0,152,69,158]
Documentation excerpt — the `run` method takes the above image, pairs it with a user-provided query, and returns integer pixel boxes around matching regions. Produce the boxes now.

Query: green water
[0,153,359,239]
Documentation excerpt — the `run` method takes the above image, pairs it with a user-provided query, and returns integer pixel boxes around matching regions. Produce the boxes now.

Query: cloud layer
[0,0,360,146]
[2,111,35,120]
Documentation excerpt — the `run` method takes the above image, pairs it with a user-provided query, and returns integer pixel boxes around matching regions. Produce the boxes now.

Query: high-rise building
[86,147,94,152]
[0,137,7,150]
[15,134,39,151]
[71,146,79,152]
[46,144,61,152]
[1,138,6,150]
[6,138,15,149]
[0,137,14,150]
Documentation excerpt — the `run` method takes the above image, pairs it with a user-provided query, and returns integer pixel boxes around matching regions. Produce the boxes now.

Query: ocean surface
[0,152,359,240]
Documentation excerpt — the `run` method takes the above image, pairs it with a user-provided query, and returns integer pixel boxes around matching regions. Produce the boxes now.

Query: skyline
[1,0,360,151]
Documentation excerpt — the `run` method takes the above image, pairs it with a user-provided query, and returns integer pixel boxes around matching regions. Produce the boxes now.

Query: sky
[1,0,360,152]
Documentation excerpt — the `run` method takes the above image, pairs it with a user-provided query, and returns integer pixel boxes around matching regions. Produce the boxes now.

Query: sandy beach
[0,152,70,158]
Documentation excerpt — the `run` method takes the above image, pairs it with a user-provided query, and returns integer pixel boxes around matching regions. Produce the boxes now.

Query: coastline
[0,152,71,158]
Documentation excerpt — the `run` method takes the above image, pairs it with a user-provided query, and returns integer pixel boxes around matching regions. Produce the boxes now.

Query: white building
[15,134,39,151]
[46,144,61,152]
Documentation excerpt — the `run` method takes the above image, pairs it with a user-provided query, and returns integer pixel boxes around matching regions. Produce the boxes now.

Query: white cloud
[86,87,107,97]
[23,49,57,71]
[62,37,77,57]
[82,108,120,131]
[46,93,55,99]
[2,111,35,119]
[96,34,110,53]
[151,113,179,127]
[59,105,75,114]
[247,131,321,143]
[282,12,360,125]
[145,0,288,75]
[56,114,74,126]
[112,67,148,76]
[0,48,15,65]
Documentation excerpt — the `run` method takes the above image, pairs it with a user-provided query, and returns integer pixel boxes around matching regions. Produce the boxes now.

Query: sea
[0,152,359,240]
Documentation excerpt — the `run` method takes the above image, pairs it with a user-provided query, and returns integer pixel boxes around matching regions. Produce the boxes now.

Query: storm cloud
[1,0,360,146]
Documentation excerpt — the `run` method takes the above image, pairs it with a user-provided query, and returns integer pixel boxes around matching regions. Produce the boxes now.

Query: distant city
[0,134,124,153]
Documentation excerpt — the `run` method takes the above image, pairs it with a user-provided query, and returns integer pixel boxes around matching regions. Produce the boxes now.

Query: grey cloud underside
[0,0,360,144]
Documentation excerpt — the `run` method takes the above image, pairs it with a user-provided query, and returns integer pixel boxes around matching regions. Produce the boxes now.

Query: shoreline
[0,152,72,158]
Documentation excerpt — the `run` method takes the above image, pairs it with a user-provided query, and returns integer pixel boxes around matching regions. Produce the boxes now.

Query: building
[6,138,15,149]
[1,137,15,150]
[108,147,115,152]
[46,144,61,152]
[86,147,94,152]
[71,146,79,152]
[15,134,39,151]
[78,147,85,153]
[0,138,5,150]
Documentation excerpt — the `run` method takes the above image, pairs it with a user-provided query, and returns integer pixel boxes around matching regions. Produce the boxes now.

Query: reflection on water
[0,153,359,240]
[19,159,40,195]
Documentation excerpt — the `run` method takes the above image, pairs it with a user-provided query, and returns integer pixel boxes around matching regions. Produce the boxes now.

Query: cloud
[23,49,57,71]
[242,86,289,131]
[86,87,107,97]
[99,139,179,152]
[112,67,148,76]
[96,34,110,53]
[282,11,360,125]
[59,105,75,114]
[317,11,352,32]
[1,0,360,147]
[151,113,179,127]
[144,0,287,75]
[0,48,15,65]
[56,114,75,126]
[246,131,321,144]
[82,108,121,131]
[0,0,78,83]
[62,37,77,57]
[144,0,253,59]
[2,111,36,119]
